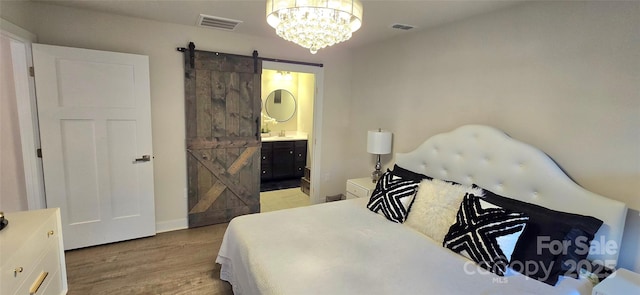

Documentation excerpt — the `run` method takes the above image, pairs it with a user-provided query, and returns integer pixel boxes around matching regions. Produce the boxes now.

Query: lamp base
[371,154,384,183]
[371,169,383,183]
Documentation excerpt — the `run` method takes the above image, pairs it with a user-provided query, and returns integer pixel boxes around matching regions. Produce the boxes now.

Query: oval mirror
[264,89,296,122]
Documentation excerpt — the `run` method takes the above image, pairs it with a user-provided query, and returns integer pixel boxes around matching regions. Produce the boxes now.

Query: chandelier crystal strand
[266,0,363,54]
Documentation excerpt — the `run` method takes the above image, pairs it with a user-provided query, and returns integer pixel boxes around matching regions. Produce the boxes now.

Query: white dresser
[346,177,377,199]
[0,208,68,295]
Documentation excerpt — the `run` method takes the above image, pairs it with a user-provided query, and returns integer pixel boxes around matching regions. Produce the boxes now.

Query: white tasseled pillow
[404,178,484,243]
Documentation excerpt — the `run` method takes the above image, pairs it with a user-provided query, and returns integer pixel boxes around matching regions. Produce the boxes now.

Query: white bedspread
[216,199,592,295]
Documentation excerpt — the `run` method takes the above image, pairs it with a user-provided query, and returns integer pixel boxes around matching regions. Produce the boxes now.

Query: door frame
[1,19,46,210]
[262,61,324,204]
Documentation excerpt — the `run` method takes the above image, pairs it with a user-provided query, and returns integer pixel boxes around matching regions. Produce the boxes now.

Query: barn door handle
[255,117,260,140]
[135,155,151,162]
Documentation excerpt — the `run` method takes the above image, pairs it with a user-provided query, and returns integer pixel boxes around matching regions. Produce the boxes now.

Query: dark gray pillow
[483,189,602,285]
[390,164,431,181]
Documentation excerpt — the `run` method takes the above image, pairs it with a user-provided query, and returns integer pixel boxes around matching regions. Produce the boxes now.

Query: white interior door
[33,44,155,250]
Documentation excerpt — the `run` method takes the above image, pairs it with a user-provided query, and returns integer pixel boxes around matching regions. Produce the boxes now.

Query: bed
[216,125,628,295]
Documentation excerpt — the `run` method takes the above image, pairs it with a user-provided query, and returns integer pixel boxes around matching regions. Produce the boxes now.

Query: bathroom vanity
[260,87,310,190]
[261,134,307,182]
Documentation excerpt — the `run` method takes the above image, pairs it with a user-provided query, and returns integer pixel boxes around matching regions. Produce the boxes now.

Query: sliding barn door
[184,50,262,227]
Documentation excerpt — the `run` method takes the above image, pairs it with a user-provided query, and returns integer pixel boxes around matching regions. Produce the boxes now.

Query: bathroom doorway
[259,61,323,212]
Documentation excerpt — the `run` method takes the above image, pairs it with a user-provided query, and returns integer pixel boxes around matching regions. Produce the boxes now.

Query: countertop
[261,131,308,142]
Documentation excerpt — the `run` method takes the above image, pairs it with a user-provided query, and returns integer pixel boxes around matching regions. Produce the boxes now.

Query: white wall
[0,34,28,212]
[298,72,315,164]
[0,1,353,230]
[261,70,299,132]
[349,1,640,271]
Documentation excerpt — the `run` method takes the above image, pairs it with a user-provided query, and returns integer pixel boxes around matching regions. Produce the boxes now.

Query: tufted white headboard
[395,125,627,266]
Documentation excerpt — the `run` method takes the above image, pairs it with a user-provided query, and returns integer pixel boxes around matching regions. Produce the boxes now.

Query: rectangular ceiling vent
[197,14,242,31]
[391,23,415,31]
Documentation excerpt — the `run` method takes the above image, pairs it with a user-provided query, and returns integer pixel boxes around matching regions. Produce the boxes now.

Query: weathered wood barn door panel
[184,49,261,227]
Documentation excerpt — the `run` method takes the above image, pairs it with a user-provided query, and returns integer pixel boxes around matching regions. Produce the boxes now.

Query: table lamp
[367,129,392,183]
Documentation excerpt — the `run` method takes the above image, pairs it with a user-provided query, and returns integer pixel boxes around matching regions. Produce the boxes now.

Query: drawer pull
[14,267,23,276]
[29,271,48,295]
[47,230,55,237]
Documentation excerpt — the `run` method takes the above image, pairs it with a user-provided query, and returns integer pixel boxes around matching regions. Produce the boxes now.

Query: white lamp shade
[367,130,392,155]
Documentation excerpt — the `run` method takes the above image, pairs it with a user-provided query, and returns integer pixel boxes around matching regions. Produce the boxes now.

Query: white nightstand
[346,177,377,199]
[592,268,640,295]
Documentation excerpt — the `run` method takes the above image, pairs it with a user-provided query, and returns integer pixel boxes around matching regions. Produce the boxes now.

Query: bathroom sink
[261,133,308,142]
[261,134,289,138]
[262,136,295,142]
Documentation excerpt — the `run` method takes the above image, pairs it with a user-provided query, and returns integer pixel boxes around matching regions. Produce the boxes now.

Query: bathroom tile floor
[260,187,310,212]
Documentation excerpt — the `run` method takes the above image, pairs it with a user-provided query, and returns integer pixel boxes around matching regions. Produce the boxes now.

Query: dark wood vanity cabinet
[261,140,307,181]
[293,141,307,178]
[260,143,273,180]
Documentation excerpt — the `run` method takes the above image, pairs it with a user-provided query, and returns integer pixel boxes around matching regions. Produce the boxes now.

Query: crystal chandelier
[266,0,363,54]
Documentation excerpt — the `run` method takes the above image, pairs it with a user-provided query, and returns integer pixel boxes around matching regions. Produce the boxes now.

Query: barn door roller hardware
[176,42,323,69]
[177,42,196,68]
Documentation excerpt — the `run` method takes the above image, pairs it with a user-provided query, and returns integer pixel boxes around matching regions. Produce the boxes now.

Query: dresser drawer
[1,213,58,294]
[14,244,61,295]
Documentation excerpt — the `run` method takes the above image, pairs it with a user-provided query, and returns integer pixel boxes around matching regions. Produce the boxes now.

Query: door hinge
[29,66,35,77]
[36,148,42,158]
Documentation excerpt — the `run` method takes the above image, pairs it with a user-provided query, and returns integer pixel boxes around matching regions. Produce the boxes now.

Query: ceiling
[34,0,526,49]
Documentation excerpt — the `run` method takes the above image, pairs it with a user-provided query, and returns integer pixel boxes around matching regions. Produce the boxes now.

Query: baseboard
[155,218,188,233]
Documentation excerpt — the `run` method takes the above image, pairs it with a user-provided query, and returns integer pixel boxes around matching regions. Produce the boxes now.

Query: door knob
[134,155,151,162]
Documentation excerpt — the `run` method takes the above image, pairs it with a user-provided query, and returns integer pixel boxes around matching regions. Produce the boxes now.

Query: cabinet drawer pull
[47,230,55,237]
[289,151,293,154]
[29,271,48,295]
[14,267,24,276]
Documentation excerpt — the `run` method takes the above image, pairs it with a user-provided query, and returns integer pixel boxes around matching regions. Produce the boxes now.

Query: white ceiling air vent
[391,23,415,31]
[197,14,243,31]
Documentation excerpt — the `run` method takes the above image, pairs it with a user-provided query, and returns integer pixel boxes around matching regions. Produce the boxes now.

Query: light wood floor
[65,188,309,294]
[65,223,233,295]
[260,187,310,212]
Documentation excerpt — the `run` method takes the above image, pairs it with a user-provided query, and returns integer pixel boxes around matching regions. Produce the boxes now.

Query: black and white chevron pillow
[367,170,420,223]
[443,194,528,276]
